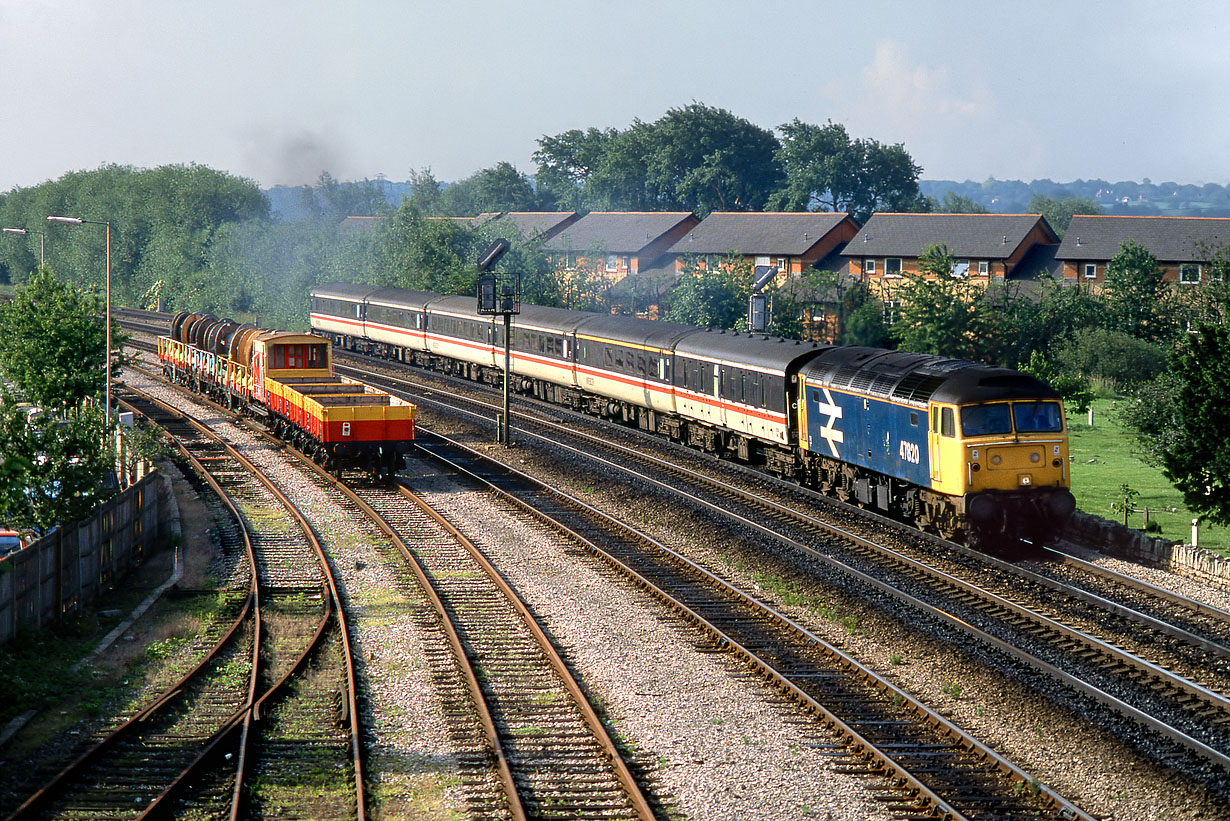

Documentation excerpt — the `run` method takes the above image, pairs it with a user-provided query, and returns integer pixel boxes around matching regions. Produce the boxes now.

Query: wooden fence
[0,471,167,645]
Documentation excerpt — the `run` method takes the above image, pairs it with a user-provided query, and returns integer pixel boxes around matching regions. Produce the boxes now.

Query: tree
[890,245,993,360]
[1101,240,1178,343]
[1118,371,1182,468]
[440,162,541,216]
[0,271,121,412]
[536,104,782,214]
[933,191,989,214]
[841,298,893,348]
[665,254,751,329]
[405,167,444,215]
[1161,321,1230,525]
[1027,194,1100,237]
[1051,326,1168,388]
[769,120,926,221]
[640,103,782,214]
[0,395,111,535]
[533,128,619,211]
[1020,350,1094,415]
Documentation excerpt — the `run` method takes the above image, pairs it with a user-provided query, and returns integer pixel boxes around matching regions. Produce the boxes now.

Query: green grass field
[1067,398,1229,555]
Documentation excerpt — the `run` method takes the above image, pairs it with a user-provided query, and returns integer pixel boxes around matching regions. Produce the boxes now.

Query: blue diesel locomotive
[310,283,1075,544]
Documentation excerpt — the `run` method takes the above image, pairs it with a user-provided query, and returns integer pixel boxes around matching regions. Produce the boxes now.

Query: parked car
[0,530,24,558]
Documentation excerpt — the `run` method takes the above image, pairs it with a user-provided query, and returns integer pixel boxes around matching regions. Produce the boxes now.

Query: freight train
[310,283,1075,544]
[158,311,415,478]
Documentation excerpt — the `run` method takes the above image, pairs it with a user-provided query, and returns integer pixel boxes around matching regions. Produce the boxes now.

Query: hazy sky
[2,0,1228,192]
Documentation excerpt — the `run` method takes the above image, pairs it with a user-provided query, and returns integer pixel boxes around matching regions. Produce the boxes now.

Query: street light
[2,227,45,269]
[47,215,111,421]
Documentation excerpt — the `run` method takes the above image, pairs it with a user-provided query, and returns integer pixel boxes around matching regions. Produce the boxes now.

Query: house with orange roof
[1057,215,1230,288]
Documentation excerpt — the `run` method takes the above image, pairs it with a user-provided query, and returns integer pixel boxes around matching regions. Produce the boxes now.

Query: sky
[1,0,1228,193]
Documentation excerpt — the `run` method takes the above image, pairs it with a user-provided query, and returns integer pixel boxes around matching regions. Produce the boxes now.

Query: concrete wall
[1061,510,1230,585]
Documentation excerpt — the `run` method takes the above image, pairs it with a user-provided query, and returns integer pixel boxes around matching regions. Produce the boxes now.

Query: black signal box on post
[477,272,521,316]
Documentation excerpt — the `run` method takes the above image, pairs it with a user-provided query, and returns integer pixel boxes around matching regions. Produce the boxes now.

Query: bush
[1053,327,1168,388]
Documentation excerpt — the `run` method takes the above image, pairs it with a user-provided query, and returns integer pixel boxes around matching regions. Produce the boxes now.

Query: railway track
[9,383,366,819]
[116,360,658,819]
[409,428,1092,820]
[334,353,1230,777]
[116,310,1230,812]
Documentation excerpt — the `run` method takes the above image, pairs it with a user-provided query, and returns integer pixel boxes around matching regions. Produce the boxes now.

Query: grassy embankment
[1067,398,1229,556]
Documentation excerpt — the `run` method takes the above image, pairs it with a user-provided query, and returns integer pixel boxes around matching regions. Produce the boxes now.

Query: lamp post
[2,227,45,269]
[47,216,111,421]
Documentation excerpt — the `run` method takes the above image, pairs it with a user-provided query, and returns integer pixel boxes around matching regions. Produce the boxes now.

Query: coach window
[941,407,955,438]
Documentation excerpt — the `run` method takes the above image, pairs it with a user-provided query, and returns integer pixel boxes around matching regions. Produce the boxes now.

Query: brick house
[665,211,860,281]
[541,212,700,311]
[842,213,1060,296]
[1057,215,1230,288]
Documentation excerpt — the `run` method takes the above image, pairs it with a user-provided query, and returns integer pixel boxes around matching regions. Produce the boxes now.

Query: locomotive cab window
[941,407,955,438]
[960,403,1013,437]
[1013,401,1064,433]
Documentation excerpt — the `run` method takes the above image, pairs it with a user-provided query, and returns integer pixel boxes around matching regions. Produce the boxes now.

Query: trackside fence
[0,470,167,646]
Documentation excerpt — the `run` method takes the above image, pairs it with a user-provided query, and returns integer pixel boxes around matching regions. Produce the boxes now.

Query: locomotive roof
[674,329,828,372]
[802,347,1059,406]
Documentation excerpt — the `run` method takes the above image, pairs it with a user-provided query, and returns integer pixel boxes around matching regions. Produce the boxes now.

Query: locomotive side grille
[892,372,948,404]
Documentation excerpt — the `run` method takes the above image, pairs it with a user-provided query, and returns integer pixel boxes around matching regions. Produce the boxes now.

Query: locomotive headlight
[1030,452,1041,463]
[1020,474,1033,486]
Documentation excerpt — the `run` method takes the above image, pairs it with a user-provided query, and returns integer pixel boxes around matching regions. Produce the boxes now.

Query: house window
[952,259,970,278]
[1083,263,1097,279]
[978,260,989,276]
[885,258,902,277]
[623,255,631,271]
[882,299,901,326]
[606,254,618,272]
[864,259,876,275]
[776,257,787,274]
[1212,266,1224,282]
[1180,263,1201,284]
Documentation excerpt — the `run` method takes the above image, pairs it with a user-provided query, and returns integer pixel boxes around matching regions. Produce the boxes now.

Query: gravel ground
[470,416,1230,821]
[126,363,896,819]
[407,460,897,821]
[124,356,1230,820]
